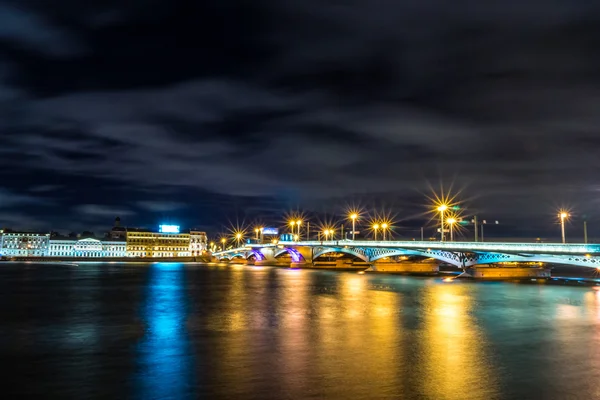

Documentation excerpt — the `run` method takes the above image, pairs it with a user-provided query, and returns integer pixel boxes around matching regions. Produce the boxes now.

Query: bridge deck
[214,240,600,256]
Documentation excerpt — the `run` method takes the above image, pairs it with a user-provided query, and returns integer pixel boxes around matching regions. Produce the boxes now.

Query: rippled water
[1,263,600,399]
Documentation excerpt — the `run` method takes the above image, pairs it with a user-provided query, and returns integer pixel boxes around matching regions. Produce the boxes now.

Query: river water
[1,262,599,399]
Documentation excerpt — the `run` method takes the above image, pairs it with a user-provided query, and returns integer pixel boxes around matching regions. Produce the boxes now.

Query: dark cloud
[0,0,599,237]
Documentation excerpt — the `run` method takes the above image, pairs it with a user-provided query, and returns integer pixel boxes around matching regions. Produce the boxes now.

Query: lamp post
[437,205,448,242]
[254,228,260,241]
[447,217,456,242]
[350,213,358,240]
[382,222,389,241]
[373,223,380,241]
[289,220,296,235]
[221,238,226,251]
[296,220,302,239]
[235,233,242,247]
[560,212,569,244]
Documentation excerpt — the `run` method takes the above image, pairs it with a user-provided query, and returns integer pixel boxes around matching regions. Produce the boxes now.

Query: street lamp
[235,232,243,247]
[437,204,448,241]
[220,238,226,251]
[559,211,569,244]
[289,220,296,235]
[447,217,456,242]
[254,228,260,241]
[296,220,302,239]
[373,223,380,241]
[350,213,358,240]
[381,222,389,241]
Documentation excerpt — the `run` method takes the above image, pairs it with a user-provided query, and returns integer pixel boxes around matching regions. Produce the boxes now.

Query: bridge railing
[276,240,600,254]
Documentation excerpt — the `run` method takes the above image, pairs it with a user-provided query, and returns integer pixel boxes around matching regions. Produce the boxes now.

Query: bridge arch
[369,249,464,267]
[274,248,306,263]
[313,247,369,262]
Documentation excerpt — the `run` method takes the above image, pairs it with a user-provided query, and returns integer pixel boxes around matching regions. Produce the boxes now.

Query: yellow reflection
[420,284,498,399]
[309,275,401,397]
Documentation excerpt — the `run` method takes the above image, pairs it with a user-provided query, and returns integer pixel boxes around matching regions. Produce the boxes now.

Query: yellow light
[296,220,302,225]
[373,223,380,229]
[236,233,242,239]
[255,228,259,233]
[560,212,568,219]
[447,218,456,225]
[289,220,296,226]
[350,213,358,220]
[382,223,388,229]
[437,204,448,212]
[221,238,226,243]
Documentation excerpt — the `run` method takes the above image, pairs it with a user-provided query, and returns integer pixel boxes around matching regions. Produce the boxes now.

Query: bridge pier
[366,260,440,274]
[466,265,551,279]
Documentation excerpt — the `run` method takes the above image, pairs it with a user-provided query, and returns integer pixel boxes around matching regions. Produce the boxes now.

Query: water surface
[1,262,599,399]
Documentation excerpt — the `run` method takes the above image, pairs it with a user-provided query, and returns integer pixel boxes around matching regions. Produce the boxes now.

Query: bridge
[212,240,600,274]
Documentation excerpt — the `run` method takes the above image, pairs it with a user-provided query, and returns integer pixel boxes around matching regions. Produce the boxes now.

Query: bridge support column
[253,247,279,266]
[289,246,313,268]
[467,265,551,279]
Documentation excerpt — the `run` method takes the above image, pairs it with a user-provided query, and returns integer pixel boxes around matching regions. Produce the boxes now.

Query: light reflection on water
[135,263,194,400]
[1,264,600,399]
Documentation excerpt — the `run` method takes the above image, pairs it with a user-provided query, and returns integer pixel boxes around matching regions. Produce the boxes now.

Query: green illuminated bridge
[212,240,600,269]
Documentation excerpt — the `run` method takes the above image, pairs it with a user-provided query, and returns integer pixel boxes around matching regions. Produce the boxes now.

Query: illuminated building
[126,226,190,257]
[189,230,207,256]
[1,232,50,257]
[48,238,127,258]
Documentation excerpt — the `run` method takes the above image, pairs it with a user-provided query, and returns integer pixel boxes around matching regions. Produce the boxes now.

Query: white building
[1,232,50,257]
[48,238,127,258]
[189,231,208,256]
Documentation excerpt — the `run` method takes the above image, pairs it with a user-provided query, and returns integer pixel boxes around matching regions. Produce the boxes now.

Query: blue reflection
[135,263,194,399]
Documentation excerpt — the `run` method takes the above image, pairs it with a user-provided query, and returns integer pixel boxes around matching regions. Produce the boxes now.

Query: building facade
[189,231,208,256]
[48,238,127,258]
[1,232,50,257]
[126,230,190,258]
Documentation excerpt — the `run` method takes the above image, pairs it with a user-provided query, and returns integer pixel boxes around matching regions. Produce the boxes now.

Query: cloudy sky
[0,0,599,238]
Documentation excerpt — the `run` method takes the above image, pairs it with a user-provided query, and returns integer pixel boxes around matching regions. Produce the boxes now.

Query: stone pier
[467,265,551,279]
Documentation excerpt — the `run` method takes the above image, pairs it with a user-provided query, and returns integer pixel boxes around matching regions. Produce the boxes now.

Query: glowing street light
[559,211,569,244]
[235,232,243,247]
[296,220,302,239]
[254,228,260,240]
[447,217,457,242]
[220,238,226,251]
[373,223,380,241]
[350,213,358,240]
[437,204,448,242]
[289,220,296,235]
[323,229,334,241]
[381,222,389,241]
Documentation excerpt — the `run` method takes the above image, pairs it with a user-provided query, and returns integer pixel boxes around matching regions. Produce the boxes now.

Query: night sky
[1,1,600,238]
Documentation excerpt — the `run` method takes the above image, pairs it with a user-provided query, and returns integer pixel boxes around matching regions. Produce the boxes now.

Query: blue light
[262,227,278,235]
[159,225,180,233]
[251,250,265,261]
